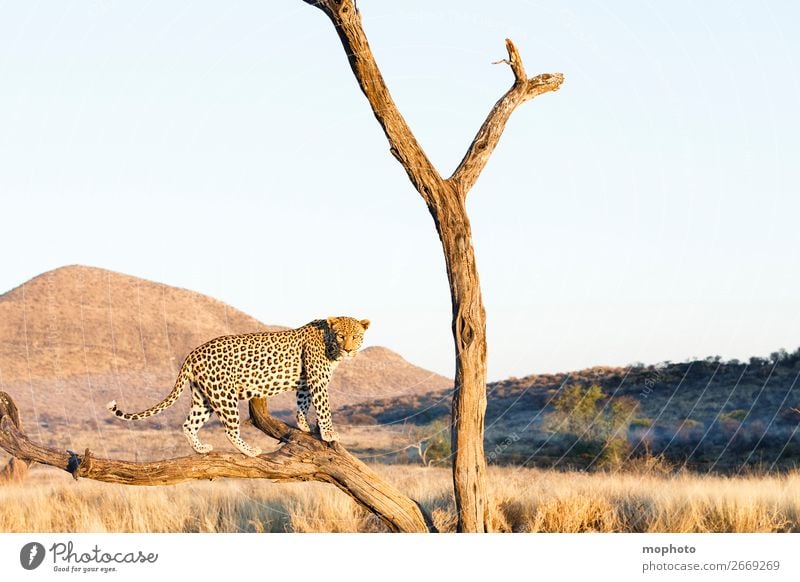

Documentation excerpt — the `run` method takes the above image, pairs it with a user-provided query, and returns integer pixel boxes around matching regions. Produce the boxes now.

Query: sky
[1,0,798,381]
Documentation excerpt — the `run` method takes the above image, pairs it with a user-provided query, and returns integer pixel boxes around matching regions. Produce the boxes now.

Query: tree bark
[0,391,30,482]
[300,0,563,531]
[0,391,431,532]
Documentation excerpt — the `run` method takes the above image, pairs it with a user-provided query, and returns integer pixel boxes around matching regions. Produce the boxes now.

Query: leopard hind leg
[183,382,214,454]
[216,395,262,457]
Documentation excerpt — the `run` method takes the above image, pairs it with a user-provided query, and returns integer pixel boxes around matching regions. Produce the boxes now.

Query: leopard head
[326,316,370,360]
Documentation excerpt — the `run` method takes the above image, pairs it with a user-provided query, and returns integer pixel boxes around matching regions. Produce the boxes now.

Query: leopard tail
[107,359,192,421]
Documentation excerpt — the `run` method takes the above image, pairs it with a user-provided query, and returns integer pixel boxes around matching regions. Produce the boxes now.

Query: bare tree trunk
[432,190,490,530]
[0,391,431,532]
[300,0,563,531]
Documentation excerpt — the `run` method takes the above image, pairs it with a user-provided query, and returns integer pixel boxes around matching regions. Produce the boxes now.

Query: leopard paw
[296,412,311,432]
[320,429,339,443]
[237,444,262,458]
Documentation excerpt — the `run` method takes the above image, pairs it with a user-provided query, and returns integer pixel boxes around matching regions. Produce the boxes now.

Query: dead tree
[0,391,431,532]
[0,3,561,533]
[299,0,563,531]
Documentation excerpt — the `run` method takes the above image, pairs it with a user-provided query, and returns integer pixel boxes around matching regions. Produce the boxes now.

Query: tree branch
[303,0,443,203]
[0,391,30,482]
[0,391,431,532]
[302,5,563,206]
[449,39,564,194]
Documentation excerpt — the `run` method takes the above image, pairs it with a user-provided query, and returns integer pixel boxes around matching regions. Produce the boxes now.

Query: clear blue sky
[1,0,798,381]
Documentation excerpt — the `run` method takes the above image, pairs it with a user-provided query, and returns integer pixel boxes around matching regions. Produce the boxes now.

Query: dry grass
[483,467,800,533]
[0,467,382,533]
[2,465,798,533]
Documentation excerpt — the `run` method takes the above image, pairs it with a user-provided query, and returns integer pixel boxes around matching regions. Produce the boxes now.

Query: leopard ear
[326,316,338,328]
[360,319,371,330]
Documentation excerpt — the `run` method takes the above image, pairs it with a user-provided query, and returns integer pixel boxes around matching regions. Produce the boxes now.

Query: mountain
[0,266,451,456]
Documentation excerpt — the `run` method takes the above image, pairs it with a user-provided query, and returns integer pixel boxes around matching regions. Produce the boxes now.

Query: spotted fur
[107,316,370,457]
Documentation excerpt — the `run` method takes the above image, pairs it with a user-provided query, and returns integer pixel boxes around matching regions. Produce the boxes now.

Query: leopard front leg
[303,341,338,442]
[311,384,338,442]
[295,384,311,432]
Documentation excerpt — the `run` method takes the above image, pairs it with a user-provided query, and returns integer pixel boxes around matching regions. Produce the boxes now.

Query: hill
[0,265,451,458]
[339,355,800,470]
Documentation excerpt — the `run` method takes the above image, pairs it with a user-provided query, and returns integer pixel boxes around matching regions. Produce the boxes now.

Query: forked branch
[299,0,563,532]
[450,39,564,194]
[302,2,563,200]
[0,391,431,532]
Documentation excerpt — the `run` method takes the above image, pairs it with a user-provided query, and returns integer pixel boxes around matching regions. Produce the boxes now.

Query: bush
[406,419,451,466]
[348,413,377,426]
[544,383,639,468]
[723,409,749,422]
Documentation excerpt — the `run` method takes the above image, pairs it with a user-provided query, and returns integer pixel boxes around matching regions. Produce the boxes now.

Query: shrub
[405,419,451,466]
[348,413,377,426]
[544,383,639,468]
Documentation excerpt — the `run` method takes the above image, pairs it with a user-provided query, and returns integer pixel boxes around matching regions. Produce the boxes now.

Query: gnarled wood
[302,0,443,202]
[0,391,430,532]
[0,391,29,482]
[301,0,563,531]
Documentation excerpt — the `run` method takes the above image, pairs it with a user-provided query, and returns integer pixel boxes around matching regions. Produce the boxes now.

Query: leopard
[107,316,370,457]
